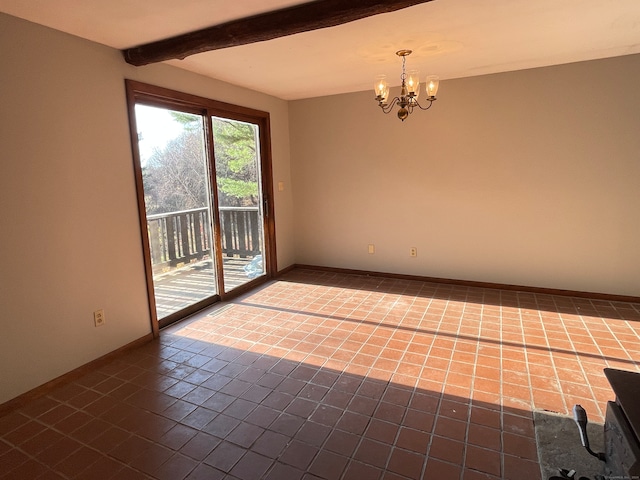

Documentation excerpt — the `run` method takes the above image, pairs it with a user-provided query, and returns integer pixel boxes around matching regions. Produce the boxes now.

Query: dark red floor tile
[279,440,319,470]
[308,450,349,479]
[203,440,246,472]
[354,438,391,469]
[467,423,502,451]
[429,435,465,464]
[386,447,425,479]
[264,462,304,480]
[179,431,220,461]
[465,445,502,477]
[395,427,430,453]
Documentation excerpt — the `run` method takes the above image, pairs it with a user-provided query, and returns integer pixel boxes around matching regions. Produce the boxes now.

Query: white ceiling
[2,0,639,100]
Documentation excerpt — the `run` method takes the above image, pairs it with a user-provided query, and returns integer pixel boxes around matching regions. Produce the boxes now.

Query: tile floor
[1,268,639,480]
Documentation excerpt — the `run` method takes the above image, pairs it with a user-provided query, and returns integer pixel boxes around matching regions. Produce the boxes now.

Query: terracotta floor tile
[71,455,124,480]
[161,399,198,422]
[424,458,462,479]
[3,419,47,445]
[34,436,83,465]
[178,431,220,461]
[270,412,305,436]
[226,421,264,448]
[324,429,361,456]
[229,450,273,480]
[19,428,65,455]
[55,411,93,434]
[395,426,430,453]
[279,440,319,470]
[354,438,392,469]
[151,453,197,480]
[463,468,504,480]
[158,424,199,450]
[18,396,60,418]
[342,460,383,480]
[387,447,426,479]
[203,440,246,472]
[469,405,501,429]
[252,430,289,458]
[55,445,103,477]
[428,435,465,464]
[433,416,467,442]
[374,401,405,424]
[180,406,218,430]
[336,411,370,435]
[36,404,76,426]
[2,269,638,480]
[244,405,280,428]
[364,418,399,445]
[1,448,30,472]
[295,421,331,447]
[502,432,538,460]
[308,450,349,479]
[465,444,502,477]
[264,462,304,480]
[110,434,154,463]
[469,420,501,449]
[503,454,542,480]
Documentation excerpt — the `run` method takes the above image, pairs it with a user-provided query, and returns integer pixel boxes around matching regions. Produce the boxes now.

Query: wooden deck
[152,257,254,319]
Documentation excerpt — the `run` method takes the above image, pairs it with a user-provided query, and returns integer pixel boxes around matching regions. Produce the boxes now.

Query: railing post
[193,210,203,255]
[237,210,247,257]
[148,219,163,264]
[222,210,234,257]
[166,215,177,265]
[250,209,259,254]
[179,213,190,262]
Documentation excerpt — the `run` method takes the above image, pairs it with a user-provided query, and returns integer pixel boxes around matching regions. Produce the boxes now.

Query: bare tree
[142,114,259,214]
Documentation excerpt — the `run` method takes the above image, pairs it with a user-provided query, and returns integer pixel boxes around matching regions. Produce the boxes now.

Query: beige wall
[0,13,294,404]
[290,55,640,297]
[1,10,638,405]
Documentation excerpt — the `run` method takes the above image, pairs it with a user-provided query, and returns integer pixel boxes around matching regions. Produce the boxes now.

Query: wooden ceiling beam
[123,0,434,66]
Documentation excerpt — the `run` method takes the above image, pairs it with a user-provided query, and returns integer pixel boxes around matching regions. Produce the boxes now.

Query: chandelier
[374,50,439,121]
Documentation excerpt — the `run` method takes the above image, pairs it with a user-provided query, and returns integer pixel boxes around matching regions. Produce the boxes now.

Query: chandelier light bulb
[374,75,389,102]
[407,70,421,99]
[426,75,440,98]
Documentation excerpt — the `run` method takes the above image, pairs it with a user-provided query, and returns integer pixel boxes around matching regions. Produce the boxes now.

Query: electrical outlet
[410,247,417,257]
[368,244,375,254]
[94,309,105,327]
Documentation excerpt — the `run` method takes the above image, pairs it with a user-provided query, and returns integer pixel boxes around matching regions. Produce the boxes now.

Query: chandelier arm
[413,98,436,111]
[407,102,414,115]
[379,96,400,114]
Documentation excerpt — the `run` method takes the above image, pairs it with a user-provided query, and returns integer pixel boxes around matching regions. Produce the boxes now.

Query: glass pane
[135,105,217,319]
[212,117,265,292]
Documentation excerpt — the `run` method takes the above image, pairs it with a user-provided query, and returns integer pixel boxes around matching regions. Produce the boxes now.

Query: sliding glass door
[212,117,266,293]
[126,81,276,331]
[135,105,217,320]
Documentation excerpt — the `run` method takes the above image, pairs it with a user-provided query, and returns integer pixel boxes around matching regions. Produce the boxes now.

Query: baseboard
[0,333,154,418]
[276,264,296,276]
[293,264,640,304]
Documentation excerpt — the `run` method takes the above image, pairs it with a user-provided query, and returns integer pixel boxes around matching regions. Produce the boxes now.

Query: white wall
[0,13,294,404]
[290,55,640,297]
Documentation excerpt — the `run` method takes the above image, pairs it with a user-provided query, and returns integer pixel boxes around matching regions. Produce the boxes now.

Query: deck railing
[147,206,261,274]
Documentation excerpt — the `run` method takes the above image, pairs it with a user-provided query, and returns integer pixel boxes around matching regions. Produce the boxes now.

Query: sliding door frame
[125,80,277,336]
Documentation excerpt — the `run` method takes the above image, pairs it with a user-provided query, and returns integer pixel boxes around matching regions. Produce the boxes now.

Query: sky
[134,104,184,165]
